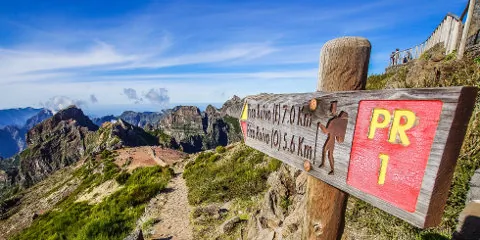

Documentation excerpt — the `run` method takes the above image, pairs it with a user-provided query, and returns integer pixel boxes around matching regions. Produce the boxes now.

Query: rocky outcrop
[119,111,165,128]
[220,95,244,118]
[246,164,307,240]
[159,105,242,153]
[89,119,157,153]
[124,229,144,240]
[160,106,204,140]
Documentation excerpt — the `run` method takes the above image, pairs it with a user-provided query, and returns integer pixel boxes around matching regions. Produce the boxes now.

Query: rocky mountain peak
[220,95,244,118]
[205,105,219,117]
[51,106,97,130]
[26,106,97,146]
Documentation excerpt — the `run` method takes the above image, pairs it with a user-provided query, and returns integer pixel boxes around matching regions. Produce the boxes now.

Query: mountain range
[0,109,53,158]
[0,96,243,159]
[0,95,243,193]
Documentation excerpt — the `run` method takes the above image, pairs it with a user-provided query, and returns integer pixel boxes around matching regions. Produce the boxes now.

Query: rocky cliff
[159,104,242,153]
[18,106,98,187]
[119,111,166,128]
[89,119,158,153]
[245,165,306,240]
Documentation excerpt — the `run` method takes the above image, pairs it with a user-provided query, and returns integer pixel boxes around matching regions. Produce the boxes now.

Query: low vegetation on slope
[183,144,281,239]
[184,144,281,205]
[12,150,173,240]
[345,49,480,239]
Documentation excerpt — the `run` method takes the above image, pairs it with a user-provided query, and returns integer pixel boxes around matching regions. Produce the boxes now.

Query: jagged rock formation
[90,119,158,153]
[119,111,165,128]
[220,95,244,118]
[18,106,98,187]
[246,165,306,240]
[159,105,242,153]
[160,106,204,140]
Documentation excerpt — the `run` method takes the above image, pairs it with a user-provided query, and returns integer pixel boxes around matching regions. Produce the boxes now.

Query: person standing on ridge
[394,48,400,65]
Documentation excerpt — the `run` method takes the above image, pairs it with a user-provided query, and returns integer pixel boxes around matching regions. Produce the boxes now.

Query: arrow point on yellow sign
[240,103,248,139]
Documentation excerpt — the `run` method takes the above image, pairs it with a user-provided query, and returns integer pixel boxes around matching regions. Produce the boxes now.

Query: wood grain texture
[308,37,369,240]
[317,37,370,92]
[241,86,477,228]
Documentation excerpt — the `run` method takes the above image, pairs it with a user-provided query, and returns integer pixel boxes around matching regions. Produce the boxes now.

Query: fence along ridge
[389,13,463,67]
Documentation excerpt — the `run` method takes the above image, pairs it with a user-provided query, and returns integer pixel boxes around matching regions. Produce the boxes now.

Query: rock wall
[160,106,204,141]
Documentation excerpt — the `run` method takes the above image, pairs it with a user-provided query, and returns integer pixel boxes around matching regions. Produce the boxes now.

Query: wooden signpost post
[239,37,478,239]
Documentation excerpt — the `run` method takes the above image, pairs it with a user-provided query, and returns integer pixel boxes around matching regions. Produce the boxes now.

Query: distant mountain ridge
[91,111,167,128]
[0,109,53,158]
[0,107,44,128]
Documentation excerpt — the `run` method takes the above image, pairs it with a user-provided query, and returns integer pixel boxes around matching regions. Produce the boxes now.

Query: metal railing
[389,14,463,67]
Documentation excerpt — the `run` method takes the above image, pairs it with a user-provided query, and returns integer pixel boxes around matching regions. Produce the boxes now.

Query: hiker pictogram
[318,101,349,175]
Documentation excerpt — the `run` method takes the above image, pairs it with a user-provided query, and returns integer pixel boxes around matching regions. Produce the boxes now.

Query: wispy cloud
[0,42,136,81]
[0,0,469,112]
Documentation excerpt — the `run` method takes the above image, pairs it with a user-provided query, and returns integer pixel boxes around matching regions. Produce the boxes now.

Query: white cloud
[143,88,169,106]
[40,96,87,113]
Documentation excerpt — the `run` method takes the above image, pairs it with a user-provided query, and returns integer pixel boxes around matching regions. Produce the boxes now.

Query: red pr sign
[347,100,443,212]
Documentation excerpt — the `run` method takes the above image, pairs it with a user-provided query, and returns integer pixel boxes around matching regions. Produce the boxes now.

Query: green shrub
[420,52,432,60]
[115,172,130,185]
[475,56,480,65]
[280,196,292,210]
[444,50,457,62]
[216,146,226,153]
[366,73,393,90]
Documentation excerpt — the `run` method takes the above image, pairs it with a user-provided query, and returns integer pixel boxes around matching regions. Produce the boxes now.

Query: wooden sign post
[238,37,478,238]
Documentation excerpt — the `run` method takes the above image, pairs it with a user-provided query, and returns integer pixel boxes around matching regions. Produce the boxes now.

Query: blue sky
[0,0,468,116]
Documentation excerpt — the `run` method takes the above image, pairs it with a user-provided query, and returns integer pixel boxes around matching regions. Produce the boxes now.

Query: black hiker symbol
[318,101,348,175]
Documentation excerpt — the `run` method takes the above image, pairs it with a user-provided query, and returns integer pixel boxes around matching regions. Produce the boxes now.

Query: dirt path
[149,170,193,240]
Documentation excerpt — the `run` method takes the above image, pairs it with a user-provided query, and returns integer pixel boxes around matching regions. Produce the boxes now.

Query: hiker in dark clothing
[390,52,395,66]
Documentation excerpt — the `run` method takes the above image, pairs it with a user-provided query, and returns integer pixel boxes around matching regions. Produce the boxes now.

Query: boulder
[220,216,241,234]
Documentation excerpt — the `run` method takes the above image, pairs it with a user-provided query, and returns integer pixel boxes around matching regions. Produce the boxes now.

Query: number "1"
[378,154,389,185]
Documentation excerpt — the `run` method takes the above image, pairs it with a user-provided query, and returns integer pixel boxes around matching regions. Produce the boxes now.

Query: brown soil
[115,146,187,171]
